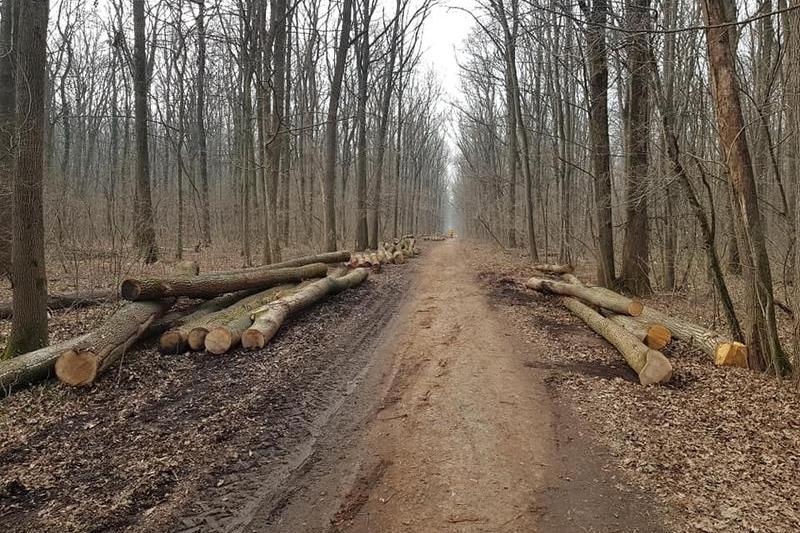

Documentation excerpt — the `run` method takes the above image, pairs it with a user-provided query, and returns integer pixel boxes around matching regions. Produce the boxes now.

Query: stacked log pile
[349,235,419,269]
[525,265,749,385]
[0,247,413,391]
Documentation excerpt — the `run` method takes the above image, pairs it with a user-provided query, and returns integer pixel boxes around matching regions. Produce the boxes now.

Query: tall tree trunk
[354,0,372,251]
[702,0,790,373]
[267,0,287,262]
[196,0,211,247]
[619,0,652,296]
[322,0,354,252]
[0,0,16,278]
[132,0,158,263]
[583,0,615,287]
[4,0,49,358]
[504,60,518,248]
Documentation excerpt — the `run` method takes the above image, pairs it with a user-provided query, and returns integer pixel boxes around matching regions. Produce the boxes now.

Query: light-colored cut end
[55,350,98,387]
[159,330,186,354]
[645,324,672,350]
[714,342,748,368]
[242,329,266,350]
[639,351,673,385]
[627,300,644,317]
[188,327,210,351]
[205,327,232,355]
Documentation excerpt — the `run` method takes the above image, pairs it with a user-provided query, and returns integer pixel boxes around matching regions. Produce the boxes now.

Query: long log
[158,290,259,353]
[0,290,117,319]
[0,303,199,392]
[525,277,643,316]
[55,299,175,387]
[599,310,672,350]
[121,262,327,301]
[562,297,672,385]
[242,269,370,350]
[217,251,351,276]
[194,285,295,353]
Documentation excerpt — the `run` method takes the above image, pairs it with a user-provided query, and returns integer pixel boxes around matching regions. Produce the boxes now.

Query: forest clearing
[4,0,800,531]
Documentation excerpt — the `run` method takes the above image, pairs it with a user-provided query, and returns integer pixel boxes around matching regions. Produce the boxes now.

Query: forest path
[330,239,553,532]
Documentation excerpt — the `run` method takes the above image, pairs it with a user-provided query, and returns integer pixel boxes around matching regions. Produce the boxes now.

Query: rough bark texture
[55,299,175,387]
[702,0,789,373]
[4,0,49,358]
[0,335,89,392]
[121,262,326,301]
[525,277,643,316]
[242,268,369,350]
[0,0,15,278]
[563,297,672,385]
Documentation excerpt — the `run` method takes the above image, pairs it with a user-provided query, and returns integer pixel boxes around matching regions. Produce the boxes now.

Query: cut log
[158,290,259,354]
[55,299,175,387]
[121,262,326,301]
[199,285,296,354]
[175,260,200,276]
[0,290,117,319]
[562,297,672,385]
[392,251,405,264]
[600,311,672,350]
[533,263,574,275]
[525,277,643,316]
[242,268,370,350]
[218,251,351,276]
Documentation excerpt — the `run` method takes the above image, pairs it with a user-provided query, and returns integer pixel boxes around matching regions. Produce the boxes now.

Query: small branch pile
[1,248,417,391]
[525,267,749,385]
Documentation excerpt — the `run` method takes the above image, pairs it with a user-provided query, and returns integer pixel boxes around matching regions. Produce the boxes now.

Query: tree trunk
[702,0,789,373]
[0,0,15,278]
[562,297,672,385]
[196,0,211,247]
[323,0,354,252]
[242,268,369,349]
[354,0,372,251]
[55,299,174,386]
[121,262,327,300]
[132,0,158,263]
[3,0,49,359]
[619,0,652,296]
[0,291,116,319]
[525,277,643,316]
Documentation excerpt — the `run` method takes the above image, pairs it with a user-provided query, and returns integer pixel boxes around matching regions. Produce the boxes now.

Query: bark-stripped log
[158,290,258,353]
[525,277,643,316]
[563,297,672,385]
[0,291,117,319]
[198,285,296,354]
[242,269,370,350]
[121,263,326,301]
[55,299,175,387]
[533,263,574,275]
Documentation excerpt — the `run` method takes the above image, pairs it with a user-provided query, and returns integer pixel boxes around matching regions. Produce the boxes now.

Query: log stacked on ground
[525,277,643,316]
[562,297,673,385]
[158,290,260,353]
[533,263,574,275]
[201,284,298,354]
[121,262,327,301]
[242,269,370,350]
[55,299,175,387]
[599,310,672,350]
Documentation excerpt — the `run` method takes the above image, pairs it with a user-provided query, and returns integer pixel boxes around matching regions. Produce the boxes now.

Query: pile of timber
[349,235,419,269]
[1,250,393,391]
[525,268,749,385]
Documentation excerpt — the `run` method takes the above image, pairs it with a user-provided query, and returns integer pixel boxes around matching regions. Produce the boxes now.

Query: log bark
[121,262,326,301]
[55,299,175,387]
[158,290,258,353]
[525,277,643,316]
[0,291,117,319]
[562,297,672,385]
[194,285,295,353]
[242,269,370,350]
